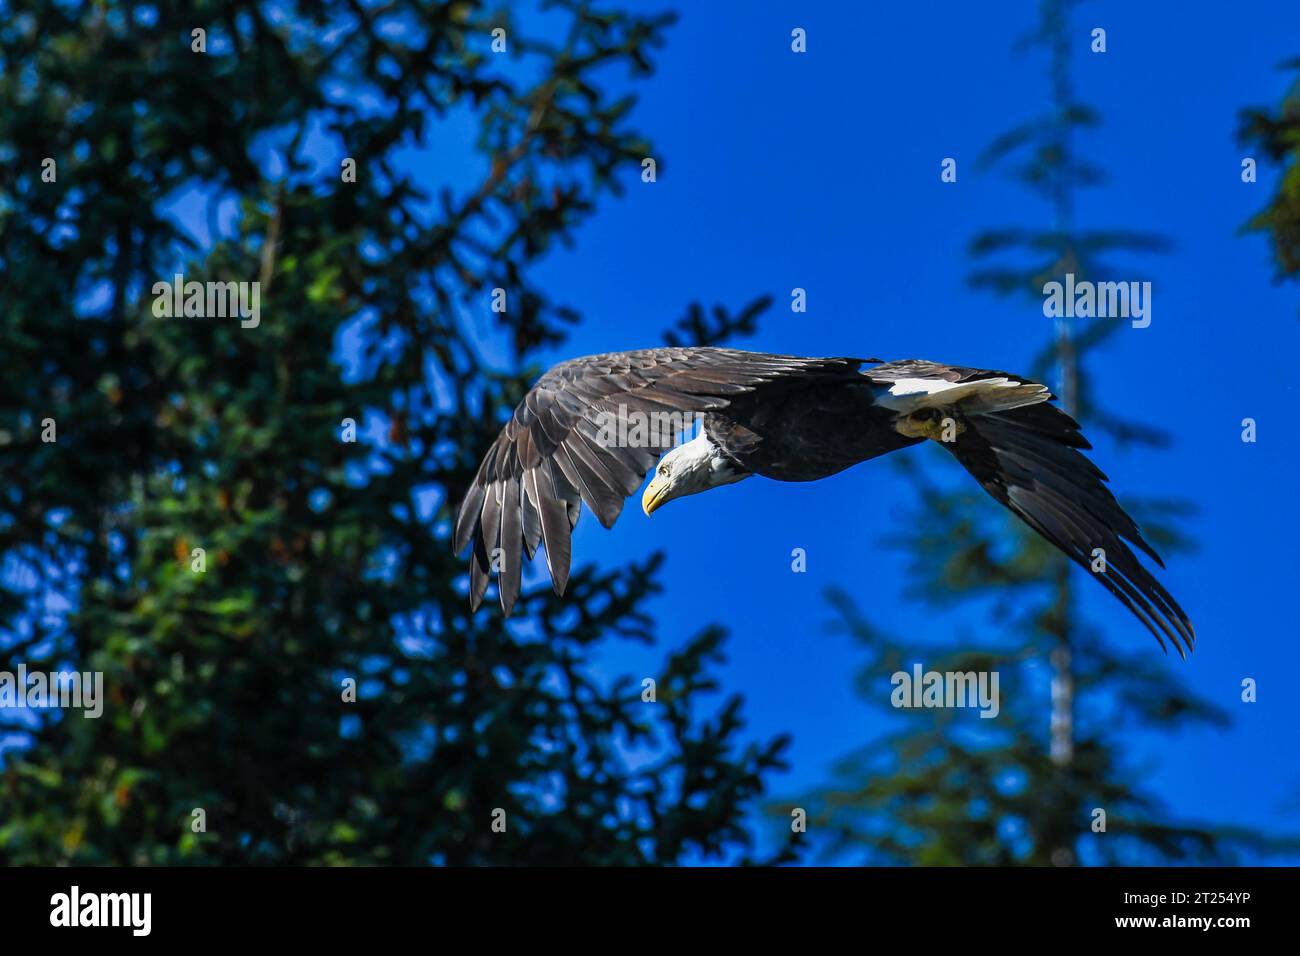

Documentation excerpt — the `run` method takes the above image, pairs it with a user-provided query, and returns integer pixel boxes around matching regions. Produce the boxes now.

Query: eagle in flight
[454,348,1194,655]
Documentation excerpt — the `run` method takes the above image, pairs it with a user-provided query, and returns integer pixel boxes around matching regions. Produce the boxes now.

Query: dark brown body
[704,377,918,481]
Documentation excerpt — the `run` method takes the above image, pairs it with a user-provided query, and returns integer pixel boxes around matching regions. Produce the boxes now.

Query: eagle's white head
[641,430,749,515]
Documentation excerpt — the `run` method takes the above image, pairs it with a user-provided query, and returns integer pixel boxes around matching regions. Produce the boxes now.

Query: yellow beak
[642,474,670,516]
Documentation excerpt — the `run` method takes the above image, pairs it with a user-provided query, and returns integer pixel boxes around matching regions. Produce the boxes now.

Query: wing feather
[498,475,523,615]
[529,466,572,593]
[944,404,1194,654]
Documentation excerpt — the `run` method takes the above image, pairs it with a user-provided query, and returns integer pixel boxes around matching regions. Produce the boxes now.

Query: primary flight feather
[453,347,1194,656]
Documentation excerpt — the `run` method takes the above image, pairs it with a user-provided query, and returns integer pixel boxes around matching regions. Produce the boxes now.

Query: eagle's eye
[658,465,670,478]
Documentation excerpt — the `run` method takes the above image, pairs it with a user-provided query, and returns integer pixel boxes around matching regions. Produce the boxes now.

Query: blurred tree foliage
[1239,58,1300,283]
[780,0,1291,865]
[0,0,790,864]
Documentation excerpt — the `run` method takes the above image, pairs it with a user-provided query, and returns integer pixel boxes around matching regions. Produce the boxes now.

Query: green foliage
[0,0,789,865]
[1239,59,1300,281]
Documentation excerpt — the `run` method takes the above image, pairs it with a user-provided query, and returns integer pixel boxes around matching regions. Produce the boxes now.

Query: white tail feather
[876,377,1050,416]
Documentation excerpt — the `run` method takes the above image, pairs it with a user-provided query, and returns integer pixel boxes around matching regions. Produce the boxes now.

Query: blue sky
[424,0,1299,861]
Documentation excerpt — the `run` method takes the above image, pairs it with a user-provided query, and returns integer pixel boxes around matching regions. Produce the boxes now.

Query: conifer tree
[0,0,789,865]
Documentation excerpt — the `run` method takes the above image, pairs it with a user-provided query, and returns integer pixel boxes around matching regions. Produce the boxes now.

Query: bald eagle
[454,348,1194,655]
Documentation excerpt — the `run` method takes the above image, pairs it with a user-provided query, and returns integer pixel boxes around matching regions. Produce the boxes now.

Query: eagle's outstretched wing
[453,347,862,613]
[946,403,1194,656]
[868,361,1195,656]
